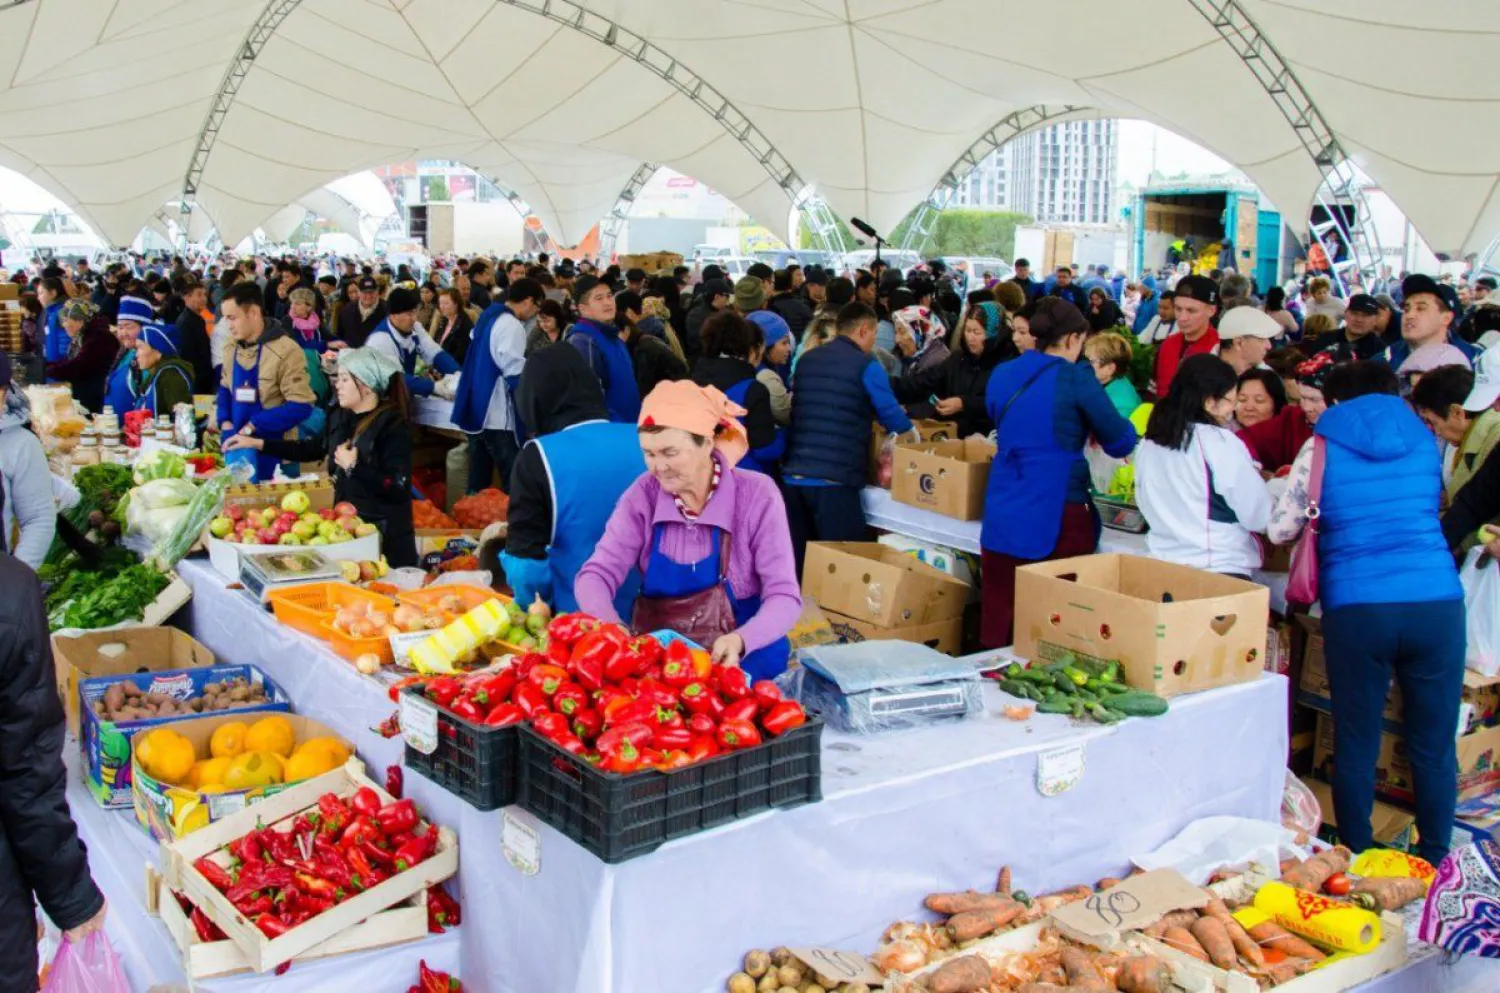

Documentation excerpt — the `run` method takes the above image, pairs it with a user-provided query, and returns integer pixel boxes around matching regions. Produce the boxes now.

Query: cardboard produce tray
[52,627,216,739]
[158,759,458,973]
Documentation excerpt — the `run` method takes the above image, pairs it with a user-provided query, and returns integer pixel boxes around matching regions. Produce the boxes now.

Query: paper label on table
[1051,869,1208,938]
[401,693,439,756]
[388,630,430,666]
[1036,742,1085,796]
[501,809,541,876]
[789,948,884,986]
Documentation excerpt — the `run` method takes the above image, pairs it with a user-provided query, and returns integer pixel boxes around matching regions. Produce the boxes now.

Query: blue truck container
[1132,183,1286,292]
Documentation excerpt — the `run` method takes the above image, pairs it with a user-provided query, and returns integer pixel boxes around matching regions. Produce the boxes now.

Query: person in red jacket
[1237,350,1333,473]
[1154,275,1221,396]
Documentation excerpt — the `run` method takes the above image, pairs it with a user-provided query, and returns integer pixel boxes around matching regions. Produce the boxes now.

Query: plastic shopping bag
[43,933,128,993]
[1460,547,1500,677]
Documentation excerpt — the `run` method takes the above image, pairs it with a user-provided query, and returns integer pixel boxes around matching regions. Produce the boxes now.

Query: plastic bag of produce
[42,932,128,993]
[1461,546,1500,677]
[132,449,186,485]
[152,470,232,567]
[130,477,198,510]
[130,503,190,543]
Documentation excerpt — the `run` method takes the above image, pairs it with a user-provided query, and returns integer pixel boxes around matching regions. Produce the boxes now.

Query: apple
[300,512,322,526]
[316,521,338,539]
[240,532,262,545]
[333,501,358,518]
[209,516,234,538]
[273,519,293,535]
[281,490,311,515]
[358,561,379,582]
[260,508,279,527]
[329,528,352,544]
[258,528,279,544]
[234,519,251,533]
[225,505,245,522]
[222,533,239,544]
[278,533,303,546]
[278,511,299,525]
[319,508,337,520]
[353,522,378,539]
[292,521,317,540]
[307,536,329,546]
[336,515,358,534]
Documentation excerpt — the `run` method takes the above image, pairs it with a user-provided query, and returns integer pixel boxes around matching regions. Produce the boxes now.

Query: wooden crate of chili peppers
[158,758,458,974]
[144,866,429,980]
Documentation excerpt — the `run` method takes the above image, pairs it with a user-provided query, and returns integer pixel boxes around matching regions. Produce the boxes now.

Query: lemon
[191,757,233,790]
[210,722,250,759]
[147,732,197,786]
[293,737,350,766]
[243,716,296,758]
[224,751,284,790]
[135,727,174,770]
[284,747,342,783]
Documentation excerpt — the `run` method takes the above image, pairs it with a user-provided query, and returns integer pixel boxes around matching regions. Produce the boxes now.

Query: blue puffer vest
[1316,393,1462,611]
[783,336,872,488]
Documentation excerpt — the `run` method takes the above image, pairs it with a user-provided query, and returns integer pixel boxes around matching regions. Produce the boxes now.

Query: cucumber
[1062,666,1090,686]
[1037,695,1072,714]
[1094,681,1128,696]
[999,678,1032,699]
[1005,662,1024,680]
[1052,672,1076,694]
[1018,668,1054,685]
[1112,691,1170,717]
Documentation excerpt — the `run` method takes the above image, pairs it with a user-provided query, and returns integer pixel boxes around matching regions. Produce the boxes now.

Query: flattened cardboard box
[889,436,995,521]
[802,541,968,628]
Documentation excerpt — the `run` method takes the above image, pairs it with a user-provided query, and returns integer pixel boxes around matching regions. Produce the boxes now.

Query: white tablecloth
[412,396,459,432]
[861,486,1291,614]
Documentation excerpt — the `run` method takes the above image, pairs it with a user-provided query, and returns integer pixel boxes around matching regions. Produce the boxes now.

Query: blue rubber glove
[499,549,551,608]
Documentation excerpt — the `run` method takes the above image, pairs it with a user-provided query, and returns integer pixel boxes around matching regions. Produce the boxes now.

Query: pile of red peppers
[420,613,809,774]
[409,960,462,993]
[186,787,445,940]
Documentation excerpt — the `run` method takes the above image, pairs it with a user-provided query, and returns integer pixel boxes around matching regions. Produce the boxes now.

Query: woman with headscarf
[0,354,55,569]
[891,302,950,375]
[1236,351,1329,473]
[222,347,418,567]
[131,325,195,417]
[576,380,802,679]
[43,299,118,413]
[286,287,325,352]
[891,300,1009,437]
[499,345,647,615]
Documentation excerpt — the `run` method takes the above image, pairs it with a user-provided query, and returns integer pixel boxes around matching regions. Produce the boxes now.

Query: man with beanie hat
[747,309,793,424]
[732,275,766,316]
[566,275,641,423]
[366,286,460,398]
[1154,274,1221,395]
[103,295,155,413]
[453,278,545,493]
[1382,273,1478,372]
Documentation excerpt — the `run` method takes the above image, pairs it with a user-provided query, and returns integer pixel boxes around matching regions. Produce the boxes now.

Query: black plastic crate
[402,685,518,811]
[516,717,823,863]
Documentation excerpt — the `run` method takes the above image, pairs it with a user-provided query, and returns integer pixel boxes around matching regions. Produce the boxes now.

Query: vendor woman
[223,347,418,567]
[104,295,153,413]
[131,324,195,417]
[575,381,801,678]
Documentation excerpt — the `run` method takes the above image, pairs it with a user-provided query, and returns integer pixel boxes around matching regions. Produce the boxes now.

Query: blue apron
[103,349,137,413]
[638,524,790,681]
[228,344,276,482]
[136,364,192,416]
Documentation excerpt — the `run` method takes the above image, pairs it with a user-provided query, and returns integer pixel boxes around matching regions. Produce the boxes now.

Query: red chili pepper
[570,707,603,742]
[652,726,693,750]
[513,681,549,718]
[375,798,419,835]
[358,838,397,868]
[761,700,807,737]
[347,846,376,888]
[425,676,461,708]
[527,663,569,696]
[531,711,571,742]
[341,814,380,849]
[428,885,461,928]
[751,680,784,707]
[716,719,761,750]
[256,914,292,938]
[350,787,382,818]
[195,857,235,893]
[687,712,716,736]
[483,702,525,726]
[234,893,273,918]
[295,872,341,901]
[316,794,351,836]
[394,828,439,872]
[687,734,720,762]
[722,698,760,723]
[716,666,751,700]
[189,905,226,943]
[233,831,263,865]
[548,612,600,648]
[552,682,588,716]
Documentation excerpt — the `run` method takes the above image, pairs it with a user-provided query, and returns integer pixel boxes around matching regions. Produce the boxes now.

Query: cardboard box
[1308,778,1418,852]
[787,598,838,650]
[203,478,381,578]
[802,542,968,628]
[53,570,194,635]
[869,418,956,483]
[1313,713,1500,805]
[1014,554,1269,698]
[889,437,995,521]
[875,533,980,590]
[52,628,215,738]
[414,528,483,570]
[160,759,457,973]
[80,664,290,809]
[132,711,350,842]
[822,608,964,655]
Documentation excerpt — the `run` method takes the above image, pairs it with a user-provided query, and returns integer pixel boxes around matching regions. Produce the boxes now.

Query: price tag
[401,693,439,756]
[789,949,883,987]
[501,809,542,876]
[1051,869,1207,938]
[206,791,248,820]
[1036,742,1085,796]
[388,630,431,666]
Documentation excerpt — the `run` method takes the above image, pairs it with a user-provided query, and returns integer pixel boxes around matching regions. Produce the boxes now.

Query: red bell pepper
[544,640,573,669]
[450,697,484,722]
[568,628,624,684]
[597,721,654,753]
[232,831,263,865]
[350,787,382,818]
[424,677,461,709]
[483,702,525,727]
[375,799,419,835]
[427,886,461,931]
[470,670,516,708]
[660,639,695,686]
[573,648,605,692]
[389,675,426,703]
[636,678,679,709]
[761,700,807,737]
[393,833,436,872]
[359,838,396,867]
[687,712,717,736]
[513,651,542,679]
[526,664,569,696]
[653,706,684,729]
[340,815,380,849]
[722,698,760,723]
[570,707,603,742]
[716,666,751,700]
[552,682,588,716]
[716,719,761,750]
[555,733,587,756]
[548,612,600,648]
[687,734,719,762]
[513,681,549,719]
[679,681,721,716]
[656,749,692,771]
[603,696,654,728]
[652,725,693,750]
[599,737,642,775]
[531,711,571,742]
[751,680,783,707]
[195,857,235,893]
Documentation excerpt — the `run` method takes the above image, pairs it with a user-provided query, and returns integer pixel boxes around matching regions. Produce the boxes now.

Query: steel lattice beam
[596,162,658,261]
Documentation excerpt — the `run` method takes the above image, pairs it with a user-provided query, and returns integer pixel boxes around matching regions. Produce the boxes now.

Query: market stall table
[412,396,460,434]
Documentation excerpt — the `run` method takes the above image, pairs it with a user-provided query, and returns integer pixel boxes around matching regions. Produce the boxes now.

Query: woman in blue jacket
[980,298,1137,647]
[1269,361,1464,865]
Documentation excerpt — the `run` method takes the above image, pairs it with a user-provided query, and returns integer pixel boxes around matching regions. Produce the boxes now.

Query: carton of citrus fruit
[132,712,353,842]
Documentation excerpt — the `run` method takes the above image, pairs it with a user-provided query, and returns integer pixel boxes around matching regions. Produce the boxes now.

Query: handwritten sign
[1051,869,1207,938]
[1036,743,1086,796]
[501,809,542,876]
[401,693,439,755]
[789,948,884,987]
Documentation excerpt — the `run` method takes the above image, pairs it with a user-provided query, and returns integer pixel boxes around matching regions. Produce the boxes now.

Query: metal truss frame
[596,162,657,261]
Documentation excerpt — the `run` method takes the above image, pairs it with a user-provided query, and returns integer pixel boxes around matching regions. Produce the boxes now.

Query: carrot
[1161,926,1210,962]
[1191,916,1238,970]
[946,901,1025,941]
[1097,876,1124,891]
[1015,884,1094,924]
[1351,875,1428,911]
[1143,909,1200,937]
[1114,956,1171,993]
[925,891,1020,915]
[1282,847,1351,892]
[1015,986,1071,993]
[1059,947,1109,992]
[924,954,991,993]
[1201,900,1265,968]
[1245,920,1326,961]
[996,865,1012,895]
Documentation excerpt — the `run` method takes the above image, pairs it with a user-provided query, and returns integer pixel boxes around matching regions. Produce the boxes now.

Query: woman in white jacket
[1135,353,1272,577]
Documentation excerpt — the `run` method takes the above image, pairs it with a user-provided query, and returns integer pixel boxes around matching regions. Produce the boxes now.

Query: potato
[156,702,175,717]
[92,701,105,715]
[756,975,780,993]
[771,948,794,967]
[103,683,126,712]
[801,985,825,993]
[229,686,250,701]
[814,973,839,989]
[727,974,756,993]
[744,951,771,979]
[777,965,804,987]
[842,985,870,993]
[189,699,203,712]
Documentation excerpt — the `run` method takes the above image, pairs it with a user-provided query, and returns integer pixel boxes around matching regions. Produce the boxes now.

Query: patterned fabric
[1419,841,1500,958]
[673,458,721,522]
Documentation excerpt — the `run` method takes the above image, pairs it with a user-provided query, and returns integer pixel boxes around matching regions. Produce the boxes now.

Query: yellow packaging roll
[409,638,456,675]
[1253,881,1381,954]
[1351,849,1436,886]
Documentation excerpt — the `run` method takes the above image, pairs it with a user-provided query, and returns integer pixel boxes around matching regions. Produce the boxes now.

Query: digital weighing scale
[238,549,343,605]
[797,642,985,732]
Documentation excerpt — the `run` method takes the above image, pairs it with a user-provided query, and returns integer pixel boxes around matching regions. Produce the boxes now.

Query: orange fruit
[209,722,249,758]
[243,716,295,758]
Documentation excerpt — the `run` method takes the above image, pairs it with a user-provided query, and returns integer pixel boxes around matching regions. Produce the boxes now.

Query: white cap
[1465,344,1500,413]
[1217,307,1282,340]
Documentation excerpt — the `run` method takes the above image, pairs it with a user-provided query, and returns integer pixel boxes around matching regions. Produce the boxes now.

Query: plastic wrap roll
[1253,881,1381,954]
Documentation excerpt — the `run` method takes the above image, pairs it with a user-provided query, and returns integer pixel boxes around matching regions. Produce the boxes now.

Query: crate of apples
[208,493,376,548]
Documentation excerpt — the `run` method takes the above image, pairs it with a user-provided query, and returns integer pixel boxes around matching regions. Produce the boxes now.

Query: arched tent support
[597,163,658,262]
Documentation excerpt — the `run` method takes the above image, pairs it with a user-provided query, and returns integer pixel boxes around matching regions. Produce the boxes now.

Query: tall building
[949,120,1118,226]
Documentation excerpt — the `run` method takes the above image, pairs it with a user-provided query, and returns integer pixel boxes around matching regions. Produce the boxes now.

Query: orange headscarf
[638,380,749,467]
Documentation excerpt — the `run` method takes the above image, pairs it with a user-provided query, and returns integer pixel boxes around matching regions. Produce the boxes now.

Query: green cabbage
[133,450,187,485]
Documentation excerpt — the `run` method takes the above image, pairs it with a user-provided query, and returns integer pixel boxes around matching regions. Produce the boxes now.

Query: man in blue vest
[783,302,915,575]
[365,287,460,398]
[566,275,641,423]
[498,345,645,615]
[451,278,543,494]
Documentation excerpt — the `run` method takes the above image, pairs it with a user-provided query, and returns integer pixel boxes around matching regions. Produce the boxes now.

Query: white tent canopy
[0,0,1495,255]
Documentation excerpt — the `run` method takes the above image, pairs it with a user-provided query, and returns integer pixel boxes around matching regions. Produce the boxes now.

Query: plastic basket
[395,585,506,615]
[1093,493,1149,534]
[267,583,397,639]
[401,685,518,810]
[321,620,395,665]
[516,717,823,863]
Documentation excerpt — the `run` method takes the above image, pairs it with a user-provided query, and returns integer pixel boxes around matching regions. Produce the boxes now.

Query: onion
[382,625,400,637]
[438,594,463,613]
[527,594,552,623]
[871,940,928,974]
[392,604,422,629]
[366,609,388,628]
[354,654,382,675]
[422,613,445,630]
[348,619,376,639]
[334,606,362,630]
